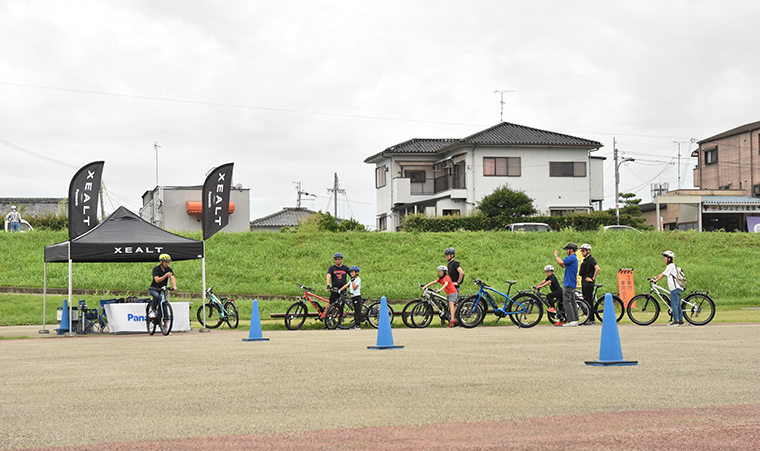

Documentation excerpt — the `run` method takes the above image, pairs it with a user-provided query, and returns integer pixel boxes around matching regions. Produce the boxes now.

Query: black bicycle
[532,287,590,326]
[146,286,173,336]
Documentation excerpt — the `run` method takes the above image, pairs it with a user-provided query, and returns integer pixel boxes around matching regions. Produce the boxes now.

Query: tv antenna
[494,90,514,122]
[293,181,315,208]
[154,141,161,187]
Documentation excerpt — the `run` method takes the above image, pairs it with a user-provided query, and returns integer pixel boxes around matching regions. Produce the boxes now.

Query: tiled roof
[364,138,457,163]
[250,208,316,228]
[699,120,760,144]
[702,196,760,205]
[445,122,602,149]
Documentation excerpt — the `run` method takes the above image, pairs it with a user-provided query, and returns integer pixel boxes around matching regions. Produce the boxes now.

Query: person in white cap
[4,206,22,233]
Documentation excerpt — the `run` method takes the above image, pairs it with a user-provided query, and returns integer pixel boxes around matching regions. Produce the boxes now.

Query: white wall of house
[140,187,251,233]
[371,145,603,231]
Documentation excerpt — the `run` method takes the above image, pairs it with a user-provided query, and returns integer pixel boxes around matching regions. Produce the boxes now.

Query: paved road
[2,323,759,450]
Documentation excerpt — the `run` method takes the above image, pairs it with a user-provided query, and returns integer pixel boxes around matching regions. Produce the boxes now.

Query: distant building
[140,185,250,233]
[0,198,65,216]
[640,189,760,232]
[692,120,760,194]
[250,207,316,232]
[364,122,604,231]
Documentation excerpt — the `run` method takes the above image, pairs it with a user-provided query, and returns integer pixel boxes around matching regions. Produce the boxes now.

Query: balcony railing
[434,173,466,193]
[410,179,434,195]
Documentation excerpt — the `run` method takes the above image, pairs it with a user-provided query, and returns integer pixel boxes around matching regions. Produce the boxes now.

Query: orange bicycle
[285,283,344,330]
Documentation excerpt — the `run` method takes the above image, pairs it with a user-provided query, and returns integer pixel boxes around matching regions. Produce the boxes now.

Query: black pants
[352,295,363,328]
[546,290,562,309]
[581,282,596,321]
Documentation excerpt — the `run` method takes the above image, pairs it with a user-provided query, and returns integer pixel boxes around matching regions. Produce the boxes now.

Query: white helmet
[580,243,592,251]
[437,265,448,272]
[662,250,675,259]
[10,206,16,210]
[544,265,554,272]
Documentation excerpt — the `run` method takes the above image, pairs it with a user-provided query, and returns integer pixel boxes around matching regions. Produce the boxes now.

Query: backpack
[674,266,686,289]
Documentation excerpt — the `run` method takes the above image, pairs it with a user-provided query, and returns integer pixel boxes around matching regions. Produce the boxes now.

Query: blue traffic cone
[57,299,70,335]
[586,293,637,366]
[368,296,403,350]
[242,299,269,342]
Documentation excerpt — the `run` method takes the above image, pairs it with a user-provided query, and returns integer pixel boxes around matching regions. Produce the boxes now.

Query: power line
[0,136,77,168]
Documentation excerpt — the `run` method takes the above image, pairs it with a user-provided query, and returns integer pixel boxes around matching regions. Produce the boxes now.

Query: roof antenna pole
[326,173,345,218]
[154,142,161,187]
[494,90,514,122]
[293,181,315,208]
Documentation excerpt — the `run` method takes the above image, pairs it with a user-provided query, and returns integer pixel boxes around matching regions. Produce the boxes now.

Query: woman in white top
[651,250,683,326]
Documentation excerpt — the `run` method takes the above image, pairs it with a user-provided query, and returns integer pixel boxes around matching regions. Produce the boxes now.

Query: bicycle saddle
[595,283,604,288]
[503,280,518,285]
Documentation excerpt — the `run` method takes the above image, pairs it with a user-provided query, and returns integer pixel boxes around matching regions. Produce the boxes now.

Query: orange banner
[617,269,635,307]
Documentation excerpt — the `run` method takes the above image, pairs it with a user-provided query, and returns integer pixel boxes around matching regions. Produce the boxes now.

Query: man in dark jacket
[579,243,601,325]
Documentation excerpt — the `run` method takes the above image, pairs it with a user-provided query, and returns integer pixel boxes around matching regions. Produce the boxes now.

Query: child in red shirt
[424,265,460,327]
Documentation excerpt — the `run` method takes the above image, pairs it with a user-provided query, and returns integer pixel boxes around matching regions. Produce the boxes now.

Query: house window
[375,165,387,188]
[377,215,387,231]
[704,147,718,165]
[549,162,586,177]
[753,184,760,197]
[442,209,460,216]
[483,157,521,176]
[406,170,426,183]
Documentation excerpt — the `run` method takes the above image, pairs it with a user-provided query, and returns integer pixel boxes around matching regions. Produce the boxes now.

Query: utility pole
[493,90,514,122]
[674,140,689,189]
[326,173,345,218]
[154,142,161,187]
[614,137,635,225]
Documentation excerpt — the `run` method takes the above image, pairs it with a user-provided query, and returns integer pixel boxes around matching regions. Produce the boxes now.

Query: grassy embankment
[1,229,759,327]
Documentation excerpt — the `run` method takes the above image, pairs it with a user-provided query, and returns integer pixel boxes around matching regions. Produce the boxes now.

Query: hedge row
[401,211,646,232]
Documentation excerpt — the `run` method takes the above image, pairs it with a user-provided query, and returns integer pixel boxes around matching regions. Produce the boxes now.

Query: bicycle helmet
[437,265,448,273]
[544,265,554,272]
[10,206,16,211]
[580,243,592,251]
[563,242,578,251]
[662,250,675,259]
[333,252,343,259]
[159,253,172,262]
[444,247,456,256]
[349,265,360,273]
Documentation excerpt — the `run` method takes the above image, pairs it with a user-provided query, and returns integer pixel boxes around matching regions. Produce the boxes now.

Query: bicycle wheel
[160,302,174,336]
[410,301,433,328]
[682,293,715,326]
[224,302,239,329]
[507,293,543,328]
[456,296,484,328]
[285,302,308,330]
[594,295,625,323]
[627,294,661,325]
[401,300,419,328]
[336,302,356,329]
[324,303,341,330]
[197,302,223,329]
[146,304,157,335]
[366,301,394,329]
[576,299,590,325]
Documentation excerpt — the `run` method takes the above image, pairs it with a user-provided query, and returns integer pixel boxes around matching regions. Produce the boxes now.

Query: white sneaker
[563,321,578,327]
[148,311,156,319]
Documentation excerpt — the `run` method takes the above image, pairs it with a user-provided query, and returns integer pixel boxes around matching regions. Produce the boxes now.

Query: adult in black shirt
[579,244,601,325]
[326,252,350,303]
[444,248,464,292]
[148,253,177,319]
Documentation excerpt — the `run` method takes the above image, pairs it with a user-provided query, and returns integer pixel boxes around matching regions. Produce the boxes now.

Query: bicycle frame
[419,286,451,314]
[298,284,339,320]
[471,282,528,316]
[206,289,234,318]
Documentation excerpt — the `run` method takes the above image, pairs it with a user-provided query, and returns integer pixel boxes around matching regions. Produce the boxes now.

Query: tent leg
[66,242,75,337]
[200,246,210,333]
[39,262,49,334]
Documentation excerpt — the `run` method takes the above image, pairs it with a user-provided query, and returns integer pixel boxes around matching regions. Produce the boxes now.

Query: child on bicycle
[535,265,562,315]
[423,265,459,328]
[341,266,362,330]
[651,250,683,326]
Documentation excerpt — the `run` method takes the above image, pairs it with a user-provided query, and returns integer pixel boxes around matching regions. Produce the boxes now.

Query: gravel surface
[1,323,759,450]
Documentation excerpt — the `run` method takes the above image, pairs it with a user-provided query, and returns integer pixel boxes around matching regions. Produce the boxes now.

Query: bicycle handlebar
[297,283,315,293]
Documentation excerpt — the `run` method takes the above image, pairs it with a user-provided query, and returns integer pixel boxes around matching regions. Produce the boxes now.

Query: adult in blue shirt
[554,242,579,327]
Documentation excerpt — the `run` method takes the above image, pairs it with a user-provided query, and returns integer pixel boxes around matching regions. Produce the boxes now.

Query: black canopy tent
[42,207,205,332]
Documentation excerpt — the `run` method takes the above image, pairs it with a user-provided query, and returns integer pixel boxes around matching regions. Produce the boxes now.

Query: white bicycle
[626,278,715,326]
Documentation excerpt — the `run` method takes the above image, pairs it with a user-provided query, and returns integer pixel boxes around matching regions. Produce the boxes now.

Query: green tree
[286,211,366,233]
[477,185,537,219]
[609,192,646,228]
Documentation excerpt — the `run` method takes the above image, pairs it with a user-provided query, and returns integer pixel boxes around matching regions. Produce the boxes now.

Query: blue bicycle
[145,286,174,336]
[456,278,543,328]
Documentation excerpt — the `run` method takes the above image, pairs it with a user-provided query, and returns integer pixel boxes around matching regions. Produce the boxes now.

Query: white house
[364,122,605,231]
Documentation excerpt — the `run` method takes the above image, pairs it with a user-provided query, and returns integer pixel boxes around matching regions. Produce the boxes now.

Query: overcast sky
[2,0,759,227]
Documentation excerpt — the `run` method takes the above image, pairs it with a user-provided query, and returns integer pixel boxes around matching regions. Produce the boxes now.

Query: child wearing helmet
[423,265,459,327]
[326,252,350,303]
[148,254,177,320]
[651,250,683,326]
[340,266,362,330]
[535,265,562,315]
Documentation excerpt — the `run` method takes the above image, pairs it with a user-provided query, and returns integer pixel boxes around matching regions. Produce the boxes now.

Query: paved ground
[1,323,759,450]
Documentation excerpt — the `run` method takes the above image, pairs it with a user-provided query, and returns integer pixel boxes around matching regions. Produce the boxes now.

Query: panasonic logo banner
[127,313,146,322]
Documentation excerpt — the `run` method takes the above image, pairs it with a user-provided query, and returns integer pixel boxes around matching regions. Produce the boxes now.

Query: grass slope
[1,230,757,307]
